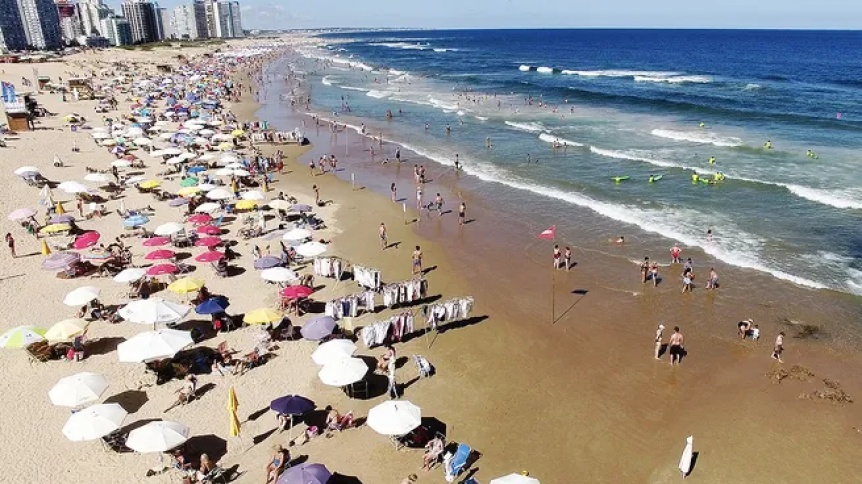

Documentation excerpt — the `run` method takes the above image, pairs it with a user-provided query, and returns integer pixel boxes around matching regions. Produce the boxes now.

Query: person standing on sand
[390,183,397,202]
[308,159,315,175]
[564,247,572,271]
[553,245,561,269]
[670,243,682,264]
[458,202,466,226]
[313,185,320,206]
[706,268,719,290]
[379,223,387,250]
[640,257,650,283]
[454,153,461,171]
[669,326,684,365]
[772,332,785,363]
[435,193,444,216]
[5,233,15,258]
[416,186,423,210]
[654,324,665,360]
[412,246,423,275]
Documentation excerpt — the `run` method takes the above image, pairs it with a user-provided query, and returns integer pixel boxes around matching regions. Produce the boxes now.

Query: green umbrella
[0,325,47,348]
[180,177,199,187]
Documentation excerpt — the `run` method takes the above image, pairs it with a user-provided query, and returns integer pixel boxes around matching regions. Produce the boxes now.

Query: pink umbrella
[194,237,222,248]
[144,249,176,260]
[72,231,101,249]
[146,263,178,276]
[195,225,221,235]
[195,251,224,262]
[187,213,212,224]
[142,236,172,247]
[280,286,313,299]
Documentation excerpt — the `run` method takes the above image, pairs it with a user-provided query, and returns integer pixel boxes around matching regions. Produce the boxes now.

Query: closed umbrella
[45,318,89,341]
[490,475,541,484]
[146,263,178,276]
[282,228,311,242]
[253,255,281,269]
[62,403,127,441]
[0,325,46,348]
[72,231,101,249]
[295,242,327,258]
[276,463,332,484]
[49,372,108,407]
[300,315,336,341]
[63,286,100,306]
[142,236,171,247]
[318,357,367,386]
[117,329,193,362]
[145,249,176,260]
[123,215,150,227]
[154,222,184,236]
[228,387,240,437]
[41,252,80,271]
[118,298,191,325]
[312,339,357,366]
[113,267,147,283]
[260,267,299,283]
[243,308,282,325]
[195,250,224,262]
[8,208,36,221]
[367,400,422,436]
[679,436,694,478]
[126,420,189,453]
[195,297,229,315]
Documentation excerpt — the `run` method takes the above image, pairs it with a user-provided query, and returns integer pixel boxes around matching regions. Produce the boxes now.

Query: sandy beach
[0,35,861,484]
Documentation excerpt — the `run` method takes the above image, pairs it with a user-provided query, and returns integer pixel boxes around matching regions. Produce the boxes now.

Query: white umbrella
[159,132,175,140]
[126,420,190,453]
[490,475,541,484]
[241,190,265,201]
[283,228,311,242]
[367,400,422,436]
[101,139,117,147]
[295,242,327,258]
[206,188,233,200]
[194,202,221,213]
[48,372,108,407]
[197,183,217,192]
[154,222,184,236]
[13,166,39,176]
[198,153,215,162]
[260,267,299,283]
[318,357,368,386]
[63,286,101,306]
[62,403,127,441]
[111,159,132,168]
[678,435,694,477]
[126,127,144,138]
[162,147,183,156]
[149,149,166,158]
[58,181,91,194]
[45,318,90,342]
[114,267,147,283]
[117,329,193,362]
[312,339,357,365]
[166,156,185,165]
[125,175,146,185]
[214,168,235,177]
[84,173,111,183]
[118,298,191,325]
[133,137,152,146]
[232,169,250,177]
[225,162,244,169]
[199,129,215,137]
[91,132,110,140]
[268,200,292,211]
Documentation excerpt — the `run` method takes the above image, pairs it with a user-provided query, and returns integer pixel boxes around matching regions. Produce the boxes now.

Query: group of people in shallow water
[637,243,719,293]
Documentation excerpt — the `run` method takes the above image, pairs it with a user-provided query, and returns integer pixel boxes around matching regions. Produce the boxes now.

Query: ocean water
[291,29,862,295]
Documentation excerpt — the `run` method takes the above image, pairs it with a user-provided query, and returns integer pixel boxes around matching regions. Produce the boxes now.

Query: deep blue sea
[292,29,862,295]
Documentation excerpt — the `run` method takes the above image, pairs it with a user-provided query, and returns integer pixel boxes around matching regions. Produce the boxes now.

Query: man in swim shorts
[668,327,684,365]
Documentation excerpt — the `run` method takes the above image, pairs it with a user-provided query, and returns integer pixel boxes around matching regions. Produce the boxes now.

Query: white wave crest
[650,129,743,147]
[539,132,584,147]
[785,185,862,210]
[519,65,531,72]
[321,75,336,87]
[743,83,762,90]
[366,90,393,99]
[536,66,554,74]
[634,75,712,84]
[505,121,545,133]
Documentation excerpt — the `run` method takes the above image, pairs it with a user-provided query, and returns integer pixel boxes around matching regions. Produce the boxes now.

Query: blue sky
[136,0,860,31]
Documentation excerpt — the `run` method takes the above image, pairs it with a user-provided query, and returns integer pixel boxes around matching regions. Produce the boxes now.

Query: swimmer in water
[424,122,429,131]
[806,149,819,159]
[699,122,706,128]
[691,172,699,183]
[706,229,713,242]
[486,137,492,149]
[454,154,461,170]
[445,124,451,135]
[708,156,716,164]
[764,140,773,150]
[615,236,625,245]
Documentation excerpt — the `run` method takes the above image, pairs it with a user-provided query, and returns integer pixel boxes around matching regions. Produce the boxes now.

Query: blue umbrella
[300,316,337,341]
[195,296,229,315]
[187,166,206,174]
[290,204,312,213]
[276,463,332,484]
[253,256,281,270]
[270,395,314,416]
[123,215,150,227]
[168,198,189,207]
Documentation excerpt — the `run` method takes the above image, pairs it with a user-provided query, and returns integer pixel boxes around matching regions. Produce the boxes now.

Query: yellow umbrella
[45,318,89,342]
[40,239,51,256]
[139,179,161,189]
[235,200,257,210]
[228,387,240,437]
[40,223,71,233]
[55,201,65,215]
[177,186,202,197]
[242,308,282,325]
[217,142,233,151]
[167,277,206,295]
[231,129,245,137]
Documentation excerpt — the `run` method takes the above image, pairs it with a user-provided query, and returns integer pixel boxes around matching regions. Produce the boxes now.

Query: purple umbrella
[269,395,315,415]
[277,463,332,484]
[168,198,190,207]
[49,214,76,224]
[253,255,281,270]
[300,316,337,341]
[290,204,312,213]
[41,252,81,271]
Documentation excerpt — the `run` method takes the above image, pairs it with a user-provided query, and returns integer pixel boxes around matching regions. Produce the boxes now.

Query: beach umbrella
[154,222,184,236]
[269,395,314,416]
[117,329,193,362]
[84,173,111,183]
[187,166,206,175]
[217,142,233,151]
[167,277,205,295]
[276,463,332,484]
[231,129,245,137]
[0,325,46,348]
[63,286,101,307]
[198,183,217,191]
[162,147,183,156]
[214,168,236,177]
[14,166,39,176]
[187,213,212,224]
[290,204,312,213]
[40,223,71,234]
[300,315,336,341]
[62,403,127,441]
[119,298,191,325]
[206,188,233,200]
[312,339,357,366]
[318,357,367,387]
[8,208,36,221]
[125,175,147,186]
[195,250,224,262]
[48,372,108,407]
[199,128,215,137]
[126,421,190,453]
[59,181,91,194]
[45,318,89,342]
[194,202,221,213]
[280,285,313,299]
[166,156,184,165]
[225,162,244,169]
[253,255,281,269]
[72,231,101,249]
[146,263,178,276]
[41,252,80,271]
[490,475,541,484]
[228,387,240,437]
[123,214,150,227]
[195,297,229,315]
[180,177,199,187]
[142,236,171,247]
[111,267,146,284]
[101,139,117,147]
[282,228,311,242]
[679,436,694,478]
[198,153,216,162]
[194,236,222,248]
[267,199,291,211]
[139,180,161,190]
[367,400,422,436]
[126,127,144,138]
[111,159,132,168]
[295,242,327,258]
[145,249,176,260]
[235,200,257,210]
[177,186,202,197]
[133,137,152,146]
[195,224,221,235]
[49,214,75,224]
[149,149,167,157]
[242,308,282,325]
[260,267,299,283]
[169,197,190,207]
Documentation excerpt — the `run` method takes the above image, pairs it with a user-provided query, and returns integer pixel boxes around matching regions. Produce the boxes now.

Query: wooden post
[402,203,407,225]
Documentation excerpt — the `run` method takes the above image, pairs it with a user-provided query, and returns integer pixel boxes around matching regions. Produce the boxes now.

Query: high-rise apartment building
[211,0,240,38]
[0,0,27,51]
[16,0,62,49]
[100,14,131,46]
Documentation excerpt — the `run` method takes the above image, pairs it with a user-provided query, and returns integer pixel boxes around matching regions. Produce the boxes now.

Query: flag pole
[551,238,555,325]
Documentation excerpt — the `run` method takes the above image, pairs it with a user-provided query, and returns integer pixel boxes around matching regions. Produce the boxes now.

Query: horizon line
[270,26,862,33]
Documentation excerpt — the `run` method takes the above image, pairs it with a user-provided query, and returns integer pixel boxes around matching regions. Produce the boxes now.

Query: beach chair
[413,355,434,378]
[26,341,52,364]
[444,443,473,482]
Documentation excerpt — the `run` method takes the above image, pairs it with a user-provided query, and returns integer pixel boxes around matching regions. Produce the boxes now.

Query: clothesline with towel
[424,297,474,330]
[381,278,428,308]
[358,311,416,347]
[353,265,382,289]
[324,291,376,321]
[314,257,347,280]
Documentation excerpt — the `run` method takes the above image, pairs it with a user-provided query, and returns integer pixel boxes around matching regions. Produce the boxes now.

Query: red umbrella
[195,251,224,262]
[72,231,100,249]
[280,285,313,299]
[144,249,176,260]
[142,236,171,247]
[146,263,178,276]
[195,225,221,235]
[187,213,212,224]
[194,237,222,248]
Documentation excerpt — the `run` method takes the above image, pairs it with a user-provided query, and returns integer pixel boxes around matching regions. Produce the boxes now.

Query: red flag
[538,225,556,240]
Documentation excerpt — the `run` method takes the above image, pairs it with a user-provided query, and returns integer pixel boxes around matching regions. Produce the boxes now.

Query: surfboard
[648,175,663,183]
[611,176,630,183]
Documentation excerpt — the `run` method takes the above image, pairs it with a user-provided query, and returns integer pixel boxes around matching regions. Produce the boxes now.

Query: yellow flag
[228,387,240,437]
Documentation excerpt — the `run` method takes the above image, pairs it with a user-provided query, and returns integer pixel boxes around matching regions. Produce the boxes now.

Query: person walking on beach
[434,193,444,216]
[670,243,682,264]
[683,258,693,273]
[379,223,388,250]
[649,261,659,286]
[668,326,684,365]
[412,246,423,275]
[313,185,320,206]
[564,247,572,271]
[390,183,397,202]
[553,245,561,269]
[682,267,694,293]
[640,257,650,283]
[416,186,423,210]
[771,332,785,363]
[5,233,15,258]
[654,324,665,360]
[395,147,401,162]
[454,154,461,171]
[706,268,719,290]
[458,201,466,226]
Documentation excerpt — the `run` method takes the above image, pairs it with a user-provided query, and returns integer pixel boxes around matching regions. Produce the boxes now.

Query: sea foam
[650,129,743,147]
